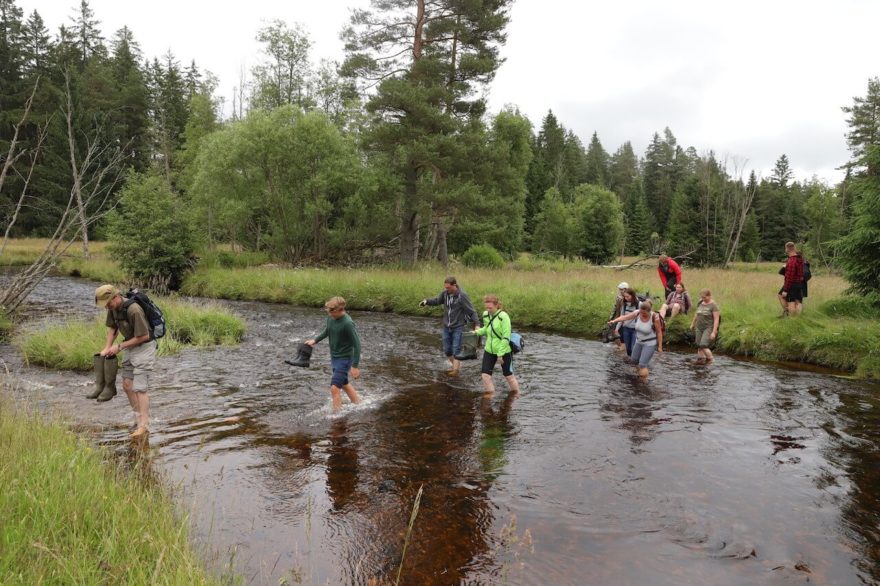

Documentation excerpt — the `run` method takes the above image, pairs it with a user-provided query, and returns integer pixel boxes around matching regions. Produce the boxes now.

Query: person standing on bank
[95,285,156,438]
[689,289,720,364]
[420,276,480,377]
[778,241,805,316]
[473,295,520,396]
[306,297,362,412]
[657,254,683,299]
[608,299,664,379]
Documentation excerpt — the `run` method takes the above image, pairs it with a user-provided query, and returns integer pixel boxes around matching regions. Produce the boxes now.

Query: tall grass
[0,238,110,267]
[182,263,879,377]
[15,298,245,371]
[0,399,220,584]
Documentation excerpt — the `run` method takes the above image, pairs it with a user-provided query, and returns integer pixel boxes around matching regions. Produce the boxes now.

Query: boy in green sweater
[306,296,363,411]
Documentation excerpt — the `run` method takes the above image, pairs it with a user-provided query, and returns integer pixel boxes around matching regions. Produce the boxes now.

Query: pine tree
[342,0,513,265]
[625,185,651,255]
[69,0,104,66]
[642,129,678,232]
[666,176,703,261]
[836,148,880,301]
[738,210,760,261]
[20,10,49,75]
[770,154,793,188]
[836,79,880,300]
[583,131,608,187]
[842,77,880,176]
[110,27,149,171]
[608,141,639,203]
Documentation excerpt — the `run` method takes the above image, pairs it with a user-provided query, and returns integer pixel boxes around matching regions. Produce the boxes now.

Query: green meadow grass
[0,400,220,584]
[15,297,245,371]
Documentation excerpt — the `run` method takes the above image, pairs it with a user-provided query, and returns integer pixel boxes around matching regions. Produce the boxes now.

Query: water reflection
[2,274,879,585]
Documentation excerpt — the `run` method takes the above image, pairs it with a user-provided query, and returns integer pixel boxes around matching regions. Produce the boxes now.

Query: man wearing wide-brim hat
[95,284,156,438]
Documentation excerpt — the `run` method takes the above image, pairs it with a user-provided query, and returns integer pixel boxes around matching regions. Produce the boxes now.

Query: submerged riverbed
[2,276,879,585]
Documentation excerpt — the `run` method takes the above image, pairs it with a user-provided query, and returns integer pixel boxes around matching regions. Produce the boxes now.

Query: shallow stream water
[2,275,878,585]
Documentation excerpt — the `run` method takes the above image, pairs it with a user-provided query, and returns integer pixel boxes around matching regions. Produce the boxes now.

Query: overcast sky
[18,0,880,183]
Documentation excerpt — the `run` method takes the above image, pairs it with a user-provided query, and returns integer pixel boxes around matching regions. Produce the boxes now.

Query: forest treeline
[1,0,878,296]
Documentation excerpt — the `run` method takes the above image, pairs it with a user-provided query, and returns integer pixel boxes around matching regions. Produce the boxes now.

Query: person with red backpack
[778,241,806,316]
[657,254,683,299]
[608,298,664,379]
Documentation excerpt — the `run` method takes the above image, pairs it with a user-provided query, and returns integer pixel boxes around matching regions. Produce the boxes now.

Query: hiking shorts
[694,326,714,349]
[481,351,513,377]
[781,283,804,303]
[121,340,156,393]
[442,326,464,357]
[330,357,352,388]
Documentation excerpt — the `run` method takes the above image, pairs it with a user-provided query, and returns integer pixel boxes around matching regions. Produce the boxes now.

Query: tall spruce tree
[836,78,880,301]
[583,131,609,187]
[609,141,639,203]
[342,0,512,265]
[666,176,703,261]
[70,0,104,66]
[842,77,880,176]
[625,185,651,255]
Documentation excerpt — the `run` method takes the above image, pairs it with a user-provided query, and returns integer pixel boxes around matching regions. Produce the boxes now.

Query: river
[2,275,878,585]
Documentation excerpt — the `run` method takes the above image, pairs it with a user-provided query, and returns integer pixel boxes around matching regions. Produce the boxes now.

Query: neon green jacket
[475,310,512,356]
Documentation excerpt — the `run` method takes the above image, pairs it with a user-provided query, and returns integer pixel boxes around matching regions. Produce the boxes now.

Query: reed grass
[182,262,879,377]
[0,398,220,584]
[395,484,423,586]
[15,298,245,371]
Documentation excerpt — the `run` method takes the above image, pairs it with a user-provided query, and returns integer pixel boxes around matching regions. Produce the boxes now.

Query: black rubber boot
[86,354,105,399]
[97,355,118,402]
[285,343,313,368]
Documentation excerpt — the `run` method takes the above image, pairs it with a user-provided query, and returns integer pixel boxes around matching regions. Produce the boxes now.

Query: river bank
[0,396,221,584]
[2,240,876,377]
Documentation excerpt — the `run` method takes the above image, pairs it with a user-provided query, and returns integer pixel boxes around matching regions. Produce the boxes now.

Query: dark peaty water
[2,275,879,585]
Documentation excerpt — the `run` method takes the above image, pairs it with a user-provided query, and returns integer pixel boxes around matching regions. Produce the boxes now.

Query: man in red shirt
[778,241,805,316]
[657,255,683,298]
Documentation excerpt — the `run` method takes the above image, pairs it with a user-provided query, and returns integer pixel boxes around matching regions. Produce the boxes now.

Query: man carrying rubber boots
[94,284,157,438]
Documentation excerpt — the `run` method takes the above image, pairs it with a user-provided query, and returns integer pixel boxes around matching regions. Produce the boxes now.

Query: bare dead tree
[0,119,51,257]
[0,80,130,315]
[722,159,759,267]
[0,77,40,198]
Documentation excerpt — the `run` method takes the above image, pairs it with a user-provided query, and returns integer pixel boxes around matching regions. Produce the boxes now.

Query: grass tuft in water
[395,484,423,586]
[14,298,245,371]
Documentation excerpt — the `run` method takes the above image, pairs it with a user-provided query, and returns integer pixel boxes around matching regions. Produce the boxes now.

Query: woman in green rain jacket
[473,294,521,396]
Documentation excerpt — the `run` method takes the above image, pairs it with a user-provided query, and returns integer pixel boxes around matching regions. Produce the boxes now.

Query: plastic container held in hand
[454,331,479,361]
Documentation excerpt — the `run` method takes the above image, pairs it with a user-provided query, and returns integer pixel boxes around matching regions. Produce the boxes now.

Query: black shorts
[781,283,804,303]
[481,351,513,377]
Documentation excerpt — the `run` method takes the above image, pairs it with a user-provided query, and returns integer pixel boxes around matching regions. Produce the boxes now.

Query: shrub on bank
[0,401,219,584]
[15,298,245,371]
[461,244,505,269]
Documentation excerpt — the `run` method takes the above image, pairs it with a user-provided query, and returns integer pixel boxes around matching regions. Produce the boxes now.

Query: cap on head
[95,284,119,308]
[617,282,629,290]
